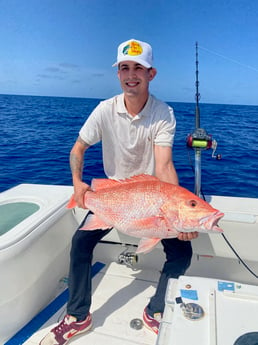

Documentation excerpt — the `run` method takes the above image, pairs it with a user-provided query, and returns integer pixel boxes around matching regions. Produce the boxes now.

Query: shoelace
[53,316,73,334]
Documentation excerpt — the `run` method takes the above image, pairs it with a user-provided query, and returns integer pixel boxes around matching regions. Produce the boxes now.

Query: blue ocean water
[0,94,257,198]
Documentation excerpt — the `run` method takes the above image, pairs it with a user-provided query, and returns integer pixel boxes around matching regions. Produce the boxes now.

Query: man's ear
[149,68,157,81]
[117,69,121,80]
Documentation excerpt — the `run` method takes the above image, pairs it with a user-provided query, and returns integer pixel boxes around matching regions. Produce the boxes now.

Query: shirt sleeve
[79,103,103,145]
[154,105,176,147]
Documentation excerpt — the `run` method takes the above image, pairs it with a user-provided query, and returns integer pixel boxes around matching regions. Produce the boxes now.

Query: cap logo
[122,41,143,56]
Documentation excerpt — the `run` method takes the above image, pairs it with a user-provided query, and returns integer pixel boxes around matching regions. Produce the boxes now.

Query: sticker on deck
[180,289,198,300]
[217,281,235,292]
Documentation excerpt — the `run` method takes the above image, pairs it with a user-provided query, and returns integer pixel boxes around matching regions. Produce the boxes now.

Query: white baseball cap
[112,38,153,68]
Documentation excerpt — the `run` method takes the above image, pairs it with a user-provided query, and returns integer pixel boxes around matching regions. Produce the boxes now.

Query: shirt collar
[116,93,127,114]
[116,93,152,119]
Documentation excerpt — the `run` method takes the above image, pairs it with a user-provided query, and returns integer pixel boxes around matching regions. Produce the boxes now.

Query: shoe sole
[72,321,93,338]
[63,322,93,345]
[39,321,93,345]
[142,316,159,335]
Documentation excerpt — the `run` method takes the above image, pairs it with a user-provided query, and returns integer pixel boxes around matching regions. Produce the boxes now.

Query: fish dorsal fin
[91,178,119,191]
[91,174,159,191]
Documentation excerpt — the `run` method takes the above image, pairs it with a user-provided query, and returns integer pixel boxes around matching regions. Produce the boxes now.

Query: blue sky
[0,0,257,105]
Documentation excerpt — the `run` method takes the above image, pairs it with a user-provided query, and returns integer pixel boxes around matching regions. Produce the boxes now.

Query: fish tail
[66,194,77,209]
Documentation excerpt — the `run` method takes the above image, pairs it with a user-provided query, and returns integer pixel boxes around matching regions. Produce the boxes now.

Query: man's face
[117,61,156,97]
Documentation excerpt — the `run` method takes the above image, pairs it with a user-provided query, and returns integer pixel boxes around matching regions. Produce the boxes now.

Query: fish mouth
[199,211,224,232]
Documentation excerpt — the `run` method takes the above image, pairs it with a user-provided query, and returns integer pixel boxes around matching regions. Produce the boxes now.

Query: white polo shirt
[79,93,176,180]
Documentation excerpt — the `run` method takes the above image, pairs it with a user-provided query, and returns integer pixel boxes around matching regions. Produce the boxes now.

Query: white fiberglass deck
[21,260,159,345]
[6,246,258,345]
[158,276,258,345]
[12,257,258,345]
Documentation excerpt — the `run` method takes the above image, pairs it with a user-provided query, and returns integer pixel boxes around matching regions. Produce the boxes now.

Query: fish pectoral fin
[136,238,161,254]
[130,215,167,229]
[80,214,111,231]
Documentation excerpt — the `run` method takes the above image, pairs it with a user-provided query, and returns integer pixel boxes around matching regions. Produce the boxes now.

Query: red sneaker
[39,314,92,345]
[142,307,161,334]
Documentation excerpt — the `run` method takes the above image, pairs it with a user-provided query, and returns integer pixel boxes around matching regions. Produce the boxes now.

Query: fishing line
[221,233,258,279]
[186,146,258,279]
[201,186,258,279]
[199,45,258,73]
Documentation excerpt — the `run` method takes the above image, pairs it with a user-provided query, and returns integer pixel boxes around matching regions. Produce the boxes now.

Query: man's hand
[73,181,92,209]
[177,231,199,241]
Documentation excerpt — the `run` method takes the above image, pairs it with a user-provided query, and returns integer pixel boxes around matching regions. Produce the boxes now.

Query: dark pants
[67,213,192,321]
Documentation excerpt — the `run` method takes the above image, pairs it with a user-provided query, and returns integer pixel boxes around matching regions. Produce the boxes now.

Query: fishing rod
[187,42,219,197]
[195,41,200,129]
[187,44,258,279]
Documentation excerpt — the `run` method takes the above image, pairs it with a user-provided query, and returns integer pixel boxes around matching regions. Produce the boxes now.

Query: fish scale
[67,174,224,253]
[86,183,165,221]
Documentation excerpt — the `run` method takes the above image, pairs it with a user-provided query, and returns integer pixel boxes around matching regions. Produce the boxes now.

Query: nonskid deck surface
[23,261,159,345]
[10,255,258,345]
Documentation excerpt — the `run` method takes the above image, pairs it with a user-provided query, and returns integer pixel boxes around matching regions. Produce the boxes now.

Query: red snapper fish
[67,174,224,254]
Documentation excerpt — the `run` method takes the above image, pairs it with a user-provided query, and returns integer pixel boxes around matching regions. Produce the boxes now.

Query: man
[40,38,198,345]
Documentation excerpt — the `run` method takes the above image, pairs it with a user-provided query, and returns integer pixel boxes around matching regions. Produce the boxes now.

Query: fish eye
[189,199,197,207]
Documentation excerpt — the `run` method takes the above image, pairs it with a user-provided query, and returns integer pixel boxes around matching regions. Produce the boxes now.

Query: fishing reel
[187,128,221,159]
[187,128,212,149]
[118,248,138,269]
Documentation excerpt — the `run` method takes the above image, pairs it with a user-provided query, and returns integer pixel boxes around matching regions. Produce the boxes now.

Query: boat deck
[20,260,159,345]
[6,246,258,345]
